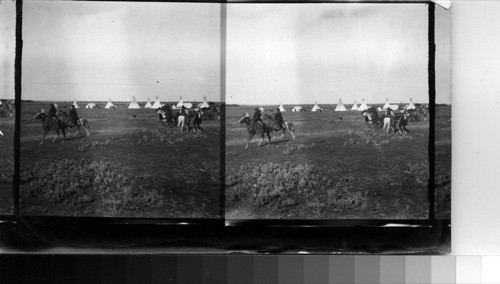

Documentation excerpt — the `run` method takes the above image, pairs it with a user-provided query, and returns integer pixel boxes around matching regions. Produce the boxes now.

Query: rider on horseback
[48,103,62,127]
[385,107,394,120]
[253,107,263,126]
[274,108,284,131]
[180,105,188,117]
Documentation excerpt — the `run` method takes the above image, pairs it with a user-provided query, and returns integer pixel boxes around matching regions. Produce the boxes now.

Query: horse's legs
[266,132,272,148]
[84,125,89,136]
[40,130,48,145]
[245,133,254,149]
[73,126,80,137]
[290,129,296,140]
[279,129,285,140]
[257,133,264,147]
[52,129,59,143]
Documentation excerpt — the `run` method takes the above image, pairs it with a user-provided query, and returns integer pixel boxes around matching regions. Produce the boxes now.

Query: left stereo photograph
[0,0,15,215]
[19,2,223,218]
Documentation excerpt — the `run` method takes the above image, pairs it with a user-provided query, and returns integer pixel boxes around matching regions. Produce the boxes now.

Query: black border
[1,0,450,254]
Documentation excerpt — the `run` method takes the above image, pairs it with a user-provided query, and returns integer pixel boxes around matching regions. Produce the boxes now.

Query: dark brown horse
[57,110,90,137]
[262,114,296,140]
[238,116,272,149]
[34,112,67,144]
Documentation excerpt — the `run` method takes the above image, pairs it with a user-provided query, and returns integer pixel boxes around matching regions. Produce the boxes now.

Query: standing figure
[68,105,81,127]
[273,108,284,131]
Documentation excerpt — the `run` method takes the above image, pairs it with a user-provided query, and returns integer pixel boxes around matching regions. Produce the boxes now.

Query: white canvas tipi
[176,97,184,108]
[200,97,210,109]
[406,99,416,110]
[335,99,347,111]
[73,99,80,108]
[279,103,286,112]
[151,96,162,109]
[128,97,141,109]
[104,98,116,109]
[351,101,359,111]
[382,99,391,110]
[357,99,369,111]
[292,106,302,112]
[311,101,322,112]
[144,98,152,108]
[85,103,96,109]
[258,107,265,112]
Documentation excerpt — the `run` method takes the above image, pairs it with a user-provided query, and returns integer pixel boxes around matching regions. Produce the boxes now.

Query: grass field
[225,105,451,220]
[19,101,221,218]
[0,116,14,215]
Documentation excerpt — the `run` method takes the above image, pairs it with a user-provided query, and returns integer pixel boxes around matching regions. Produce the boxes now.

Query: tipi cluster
[68,96,213,110]
[259,98,418,113]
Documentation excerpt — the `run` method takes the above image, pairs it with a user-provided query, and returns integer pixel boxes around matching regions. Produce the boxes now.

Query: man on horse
[253,107,263,126]
[273,107,284,131]
[47,103,64,127]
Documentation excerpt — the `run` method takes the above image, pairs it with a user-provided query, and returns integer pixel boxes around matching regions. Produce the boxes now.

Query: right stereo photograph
[224,3,451,221]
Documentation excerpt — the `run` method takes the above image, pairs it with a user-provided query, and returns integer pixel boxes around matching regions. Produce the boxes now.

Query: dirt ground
[18,101,221,218]
[225,105,451,220]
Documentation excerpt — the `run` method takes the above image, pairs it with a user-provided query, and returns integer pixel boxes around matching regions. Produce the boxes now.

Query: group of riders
[46,103,81,128]
[250,107,285,131]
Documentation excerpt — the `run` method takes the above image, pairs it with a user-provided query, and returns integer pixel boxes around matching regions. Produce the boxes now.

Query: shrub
[226,162,366,215]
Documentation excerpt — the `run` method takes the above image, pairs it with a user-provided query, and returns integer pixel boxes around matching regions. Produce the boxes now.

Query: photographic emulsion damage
[18,2,223,218]
[225,3,451,221]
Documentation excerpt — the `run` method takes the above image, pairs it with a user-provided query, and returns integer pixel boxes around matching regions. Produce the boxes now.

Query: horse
[397,113,410,134]
[237,116,272,149]
[193,111,203,132]
[34,112,67,144]
[173,111,190,132]
[382,115,395,133]
[156,106,173,126]
[361,108,381,129]
[262,114,296,140]
[57,110,90,137]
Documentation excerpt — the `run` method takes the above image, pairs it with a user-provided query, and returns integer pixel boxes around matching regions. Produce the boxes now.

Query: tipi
[151,97,162,109]
[200,97,210,109]
[335,99,347,111]
[258,107,265,112]
[104,98,116,109]
[406,99,416,110]
[292,106,302,112]
[351,101,359,111]
[73,99,80,108]
[382,99,391,110]
[311,101,322,112]
[279,103,286,112]
[85,103,96,109]
[128,97,141,109]
[176,97,184,108]
[357,99,369,111]
[144,98,152,108]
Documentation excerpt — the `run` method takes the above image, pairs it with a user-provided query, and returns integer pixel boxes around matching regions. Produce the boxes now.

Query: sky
[22,1,221,102]
[0,0,16,100]
[227,3,451,105]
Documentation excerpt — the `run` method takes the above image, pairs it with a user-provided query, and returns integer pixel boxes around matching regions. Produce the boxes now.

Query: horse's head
[34,112,45,120]
[238,116,250,124]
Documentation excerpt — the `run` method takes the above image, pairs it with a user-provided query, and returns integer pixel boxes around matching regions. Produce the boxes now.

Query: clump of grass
[77,140,110,152]
[139,128,207,144]
[0,157,14,182]
[20,158,163,214]
[226,162,366,216]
